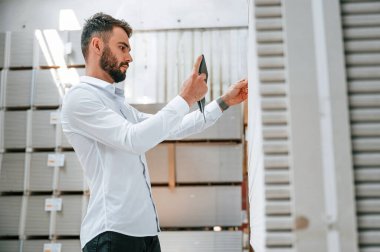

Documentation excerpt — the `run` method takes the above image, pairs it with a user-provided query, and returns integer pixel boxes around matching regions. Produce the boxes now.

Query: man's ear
[90,37,104,57]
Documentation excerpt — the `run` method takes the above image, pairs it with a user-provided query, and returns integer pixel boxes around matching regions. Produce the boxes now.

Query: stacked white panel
[0,153,25,192]
[341,1,380,251]
[54,195,85,236]
[0,196,22,236]
[33,69,62,107]
[153,186,242,227]
[56,240,81,252]
[176,143,243,183]
[5,70,32,108]
[133,103,243,140]
[23,239,81,252]
[24,196,50,236]
[159,231,243,252]
[9,31,34,68]
[185,105,243,140]
[36,30,67,67]
[3,111,27,149]
[67,31,85,66]
[146,143,170,184]
[29,153,54,191]
[0,240,20,252]
[57,152,85,192]
[0,32,6,69]
[31,110,57,148]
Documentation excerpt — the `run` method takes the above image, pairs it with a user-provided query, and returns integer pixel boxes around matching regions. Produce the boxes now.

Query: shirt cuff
[206,100,223,117]
[169,95,190,116]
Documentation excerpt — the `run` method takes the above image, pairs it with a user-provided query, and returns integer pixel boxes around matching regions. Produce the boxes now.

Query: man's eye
[119,46,125,51]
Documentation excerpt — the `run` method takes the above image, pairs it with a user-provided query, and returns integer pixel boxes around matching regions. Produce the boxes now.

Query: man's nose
[126,53,133,63]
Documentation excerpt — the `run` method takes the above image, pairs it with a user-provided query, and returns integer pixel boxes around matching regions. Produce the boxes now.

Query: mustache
[119,62,129,67]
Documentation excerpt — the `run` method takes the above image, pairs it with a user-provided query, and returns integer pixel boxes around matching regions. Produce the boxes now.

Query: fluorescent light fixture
[59,9,81,31]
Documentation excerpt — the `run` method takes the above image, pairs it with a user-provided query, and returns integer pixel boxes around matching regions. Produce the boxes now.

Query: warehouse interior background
[0,0,379,252]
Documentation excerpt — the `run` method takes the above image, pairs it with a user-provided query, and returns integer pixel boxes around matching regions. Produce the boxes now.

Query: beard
[100,45,128,83]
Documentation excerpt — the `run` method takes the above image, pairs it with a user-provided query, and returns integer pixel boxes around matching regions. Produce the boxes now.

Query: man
[61,12,248,252]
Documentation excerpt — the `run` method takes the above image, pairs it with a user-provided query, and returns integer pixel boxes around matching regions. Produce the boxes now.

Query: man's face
[99,27,133,83]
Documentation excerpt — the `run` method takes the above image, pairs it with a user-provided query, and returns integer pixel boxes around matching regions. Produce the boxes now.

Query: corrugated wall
[341,1,380,251]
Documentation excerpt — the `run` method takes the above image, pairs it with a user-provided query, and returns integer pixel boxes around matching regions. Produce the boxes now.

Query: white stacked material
[159,231,243,252]
[5,70,32,107]
[3,111,27,149]
[9,31,34,68]
[54,195,85,236]
[37,30,67,67]
[132,103,243,140]
[57,152,85,191]
[23,240,81,252]
[60,130,72,148]
[186,105,243,140]
[31,110,57,148]
[0,33,6,69]
[66,31,85,66]
[24,196,50,236]
[153,186,242,227]
[0,196,22,236]
[33,69,62,107]
[0,153,25,192]
[0,240,20,252]
[0,70,4,108]
[56,240,81,252]
[29,153,54,191]
[22,240,50,252]
[146,143,170,183]
[176,143,243,182]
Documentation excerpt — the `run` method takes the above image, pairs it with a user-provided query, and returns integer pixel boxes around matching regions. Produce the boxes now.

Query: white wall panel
[0,153,25,192]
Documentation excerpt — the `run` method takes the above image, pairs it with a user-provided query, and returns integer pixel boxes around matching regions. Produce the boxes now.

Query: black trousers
[82,231,161,252]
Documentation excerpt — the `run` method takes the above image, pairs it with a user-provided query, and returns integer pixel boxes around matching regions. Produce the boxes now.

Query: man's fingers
[192,55,203,74]
[198,73,207,81]
[234,79,248,88]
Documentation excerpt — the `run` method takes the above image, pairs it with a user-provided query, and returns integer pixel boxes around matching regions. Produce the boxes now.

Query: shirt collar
[80,76,124,97]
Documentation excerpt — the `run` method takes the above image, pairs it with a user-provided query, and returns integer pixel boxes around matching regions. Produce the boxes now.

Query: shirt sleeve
[61,88,189,154]
[132,98,223,140]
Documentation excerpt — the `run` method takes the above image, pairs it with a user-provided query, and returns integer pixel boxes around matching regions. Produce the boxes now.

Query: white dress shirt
[60,76,223,248]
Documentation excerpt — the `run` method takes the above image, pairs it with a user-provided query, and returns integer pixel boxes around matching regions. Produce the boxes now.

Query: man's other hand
[221,79,248,106]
